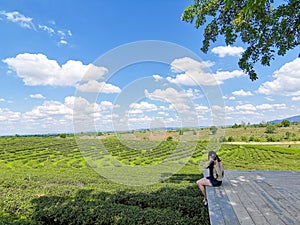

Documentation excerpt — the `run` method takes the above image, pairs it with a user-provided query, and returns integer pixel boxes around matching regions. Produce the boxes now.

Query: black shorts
[206,176,222,187]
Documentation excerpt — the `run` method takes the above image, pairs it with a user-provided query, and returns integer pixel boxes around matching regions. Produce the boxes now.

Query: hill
[269,115,300,124]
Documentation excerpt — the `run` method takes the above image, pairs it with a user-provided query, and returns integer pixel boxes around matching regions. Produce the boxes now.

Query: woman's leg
[196,177,212,203]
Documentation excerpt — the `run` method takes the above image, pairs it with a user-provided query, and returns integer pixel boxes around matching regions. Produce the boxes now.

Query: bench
[204,169,240,225]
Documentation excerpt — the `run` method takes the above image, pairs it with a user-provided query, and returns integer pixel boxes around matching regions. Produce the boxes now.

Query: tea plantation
[0,136,299,224]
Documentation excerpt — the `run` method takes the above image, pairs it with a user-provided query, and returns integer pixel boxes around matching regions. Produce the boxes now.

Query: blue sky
[0,0,299,135]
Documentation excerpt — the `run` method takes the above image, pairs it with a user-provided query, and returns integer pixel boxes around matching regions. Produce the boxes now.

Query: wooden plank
[253,180,299,224]
[205,169,241,225]
[224,171,256,225]
[205,170,300,225]
[206,186,226,225]
[226,171,269,225]
[215,183,240,225]
[245,180,286,225]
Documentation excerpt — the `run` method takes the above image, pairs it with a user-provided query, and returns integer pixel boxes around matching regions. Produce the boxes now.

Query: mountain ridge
[269,115,300,124]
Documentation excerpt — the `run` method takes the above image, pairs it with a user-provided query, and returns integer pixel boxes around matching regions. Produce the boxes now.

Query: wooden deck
[205,170,300,225]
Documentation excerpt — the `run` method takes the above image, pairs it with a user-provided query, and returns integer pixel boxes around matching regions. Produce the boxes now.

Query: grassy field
[0,133,299,224]
[130,123,300,142]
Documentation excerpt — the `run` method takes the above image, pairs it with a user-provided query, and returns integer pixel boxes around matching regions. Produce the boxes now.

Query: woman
[196,151,224,206]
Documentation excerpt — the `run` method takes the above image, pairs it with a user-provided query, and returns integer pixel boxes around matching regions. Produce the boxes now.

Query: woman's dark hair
[208,151,221,162]
[208,151,217,160]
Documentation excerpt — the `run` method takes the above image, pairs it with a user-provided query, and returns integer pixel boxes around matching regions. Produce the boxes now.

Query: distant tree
[232,123,240,128]
[59,133,67,138]
[181,0,300,80]
[210,126,218,135]
[227,136,235,142]
[281,120,291,127]
[166,136,173,141]
[265,124,276,134]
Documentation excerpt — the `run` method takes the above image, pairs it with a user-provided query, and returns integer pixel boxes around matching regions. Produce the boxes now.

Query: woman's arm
[203,157,214,169]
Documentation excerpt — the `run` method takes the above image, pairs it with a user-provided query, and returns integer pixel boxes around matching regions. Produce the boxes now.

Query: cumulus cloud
[153,74,163,81]
[145,87,192,112]
[0,108,21,122]
[236,103,287,112]
[258,58,300,98]
[166,57,245,86]
[195,105,209,113]
[236,104,256,111]
[129,101,158,112]
[0,96,118,134]
[256,103,286,110]
[144,88,199,128]
[232,89,253,97]
[29,94,45,99]
[212,45,245,57]
[3,53,109,87]
[76,80,121,93]
[292,96,300,101]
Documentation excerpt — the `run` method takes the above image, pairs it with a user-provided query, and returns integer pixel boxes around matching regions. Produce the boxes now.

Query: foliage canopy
[181,0,300,80]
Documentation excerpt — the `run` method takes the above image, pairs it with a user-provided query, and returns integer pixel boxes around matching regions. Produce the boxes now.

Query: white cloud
[0,10,72,45]
[225,106,234,112]
[292,96,300,101]
[153,74,163,81]
[235,103,287,112]
[144,87,201,128]
[3,53,109,86]
[236,104,256,111]
[0,108,21,122]
[23,100,73,121]
[232,89,253,97]
[129,101,158,112]
[38,24,55,34]
[145,87,190,111]
[195,105,209,113]
[186,88,204,99]
[76,80,121,93]
[59,39,68,45]
[0,96,120,135]
[171,57,214,73]
[212,45,245,57]
[0,10,34,29]
[255,104,273,110]
[29,94,45,99]
[258,58,300,96]
[256,103,286,110]
[167,57,245,86]
[214,70,245,82]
